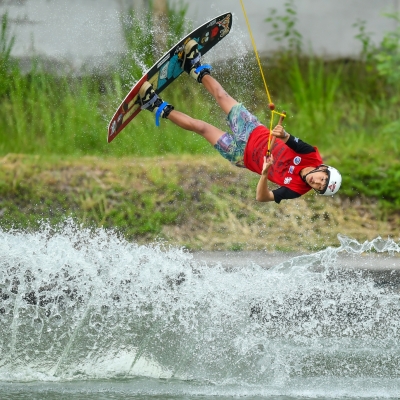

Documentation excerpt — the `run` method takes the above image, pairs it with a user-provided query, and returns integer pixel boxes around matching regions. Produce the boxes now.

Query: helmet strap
[301,166,329,194]
[300,167,321,184]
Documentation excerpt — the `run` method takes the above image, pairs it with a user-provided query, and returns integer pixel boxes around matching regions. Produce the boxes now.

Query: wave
[0,219,399,397]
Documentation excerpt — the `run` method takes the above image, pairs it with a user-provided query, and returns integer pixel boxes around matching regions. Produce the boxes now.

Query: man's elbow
[256,194,274,202]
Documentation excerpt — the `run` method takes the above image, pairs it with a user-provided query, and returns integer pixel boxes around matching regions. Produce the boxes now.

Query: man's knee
[213,87,229,102]
[193,119,209,135]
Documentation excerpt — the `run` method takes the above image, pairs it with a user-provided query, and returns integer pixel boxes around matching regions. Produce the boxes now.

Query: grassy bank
[0,154,398,252]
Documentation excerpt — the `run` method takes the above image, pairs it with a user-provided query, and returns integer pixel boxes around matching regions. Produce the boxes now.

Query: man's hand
[261,154,274,175]
[256,154,275,202]
[271,124,288,139]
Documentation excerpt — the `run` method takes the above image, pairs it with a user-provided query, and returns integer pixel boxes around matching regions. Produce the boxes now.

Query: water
[1,219,400,399]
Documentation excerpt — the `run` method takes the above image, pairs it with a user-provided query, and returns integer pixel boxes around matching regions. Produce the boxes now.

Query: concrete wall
[0,0,399,70]
[184,0,399,57]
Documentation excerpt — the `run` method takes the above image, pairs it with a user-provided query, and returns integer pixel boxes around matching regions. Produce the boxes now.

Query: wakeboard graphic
[108,12,233,143]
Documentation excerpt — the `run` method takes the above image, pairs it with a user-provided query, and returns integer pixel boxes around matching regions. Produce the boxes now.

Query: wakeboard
[108,12,233,143]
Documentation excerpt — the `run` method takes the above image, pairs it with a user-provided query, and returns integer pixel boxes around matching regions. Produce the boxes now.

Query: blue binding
[194,64,212,74]
[155,101,168,127]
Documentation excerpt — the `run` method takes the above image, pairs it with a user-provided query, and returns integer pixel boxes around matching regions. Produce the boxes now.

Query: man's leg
[138,81,225,146]
[168,110,225,146]
[180,40,238,115]
[138,77,247,166]
[200,75,238,116]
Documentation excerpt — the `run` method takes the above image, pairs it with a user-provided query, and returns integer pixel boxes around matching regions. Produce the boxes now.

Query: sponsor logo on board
[216,14,231,38]
[211,26,219,38]
[157,54,170,69]
[201,32,210,44]
[159,62,169,80]
[111,120,117,135]
[207,19,216,28]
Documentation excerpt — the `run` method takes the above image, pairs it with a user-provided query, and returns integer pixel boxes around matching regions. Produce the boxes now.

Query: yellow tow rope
[239,0,286,155]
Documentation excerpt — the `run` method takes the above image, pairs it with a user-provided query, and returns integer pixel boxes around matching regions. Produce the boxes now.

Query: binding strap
[140,92,159,110]
[191,54,201,66]
[194,64,213,74]
[155,102,169,127]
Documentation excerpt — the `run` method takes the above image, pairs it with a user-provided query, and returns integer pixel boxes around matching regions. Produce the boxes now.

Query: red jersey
[243,125,324,195]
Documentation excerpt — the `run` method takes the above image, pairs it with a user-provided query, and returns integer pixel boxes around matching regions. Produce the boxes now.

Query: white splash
[0,219,400,398]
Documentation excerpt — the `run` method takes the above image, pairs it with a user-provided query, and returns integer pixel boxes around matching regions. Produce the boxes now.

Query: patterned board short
[214,103,262,167]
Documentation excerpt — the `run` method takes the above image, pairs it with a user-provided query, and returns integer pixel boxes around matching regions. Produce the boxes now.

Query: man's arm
[256,125,291,202]
[271,125,315,154]
[256,154,275,202]
[284,134,315,154]
[272,187,301,203]
[257,172,302,203]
